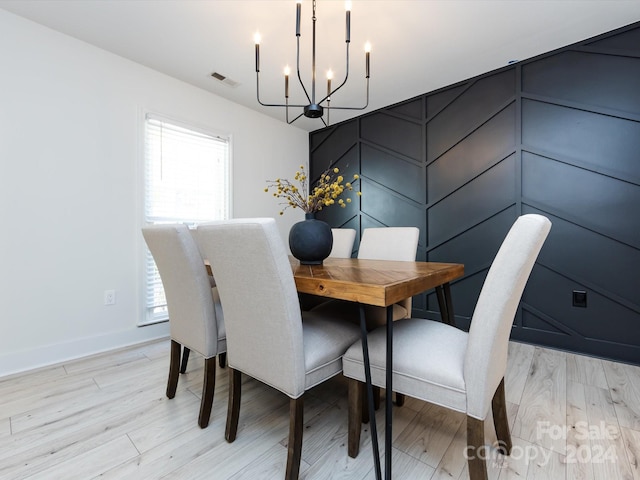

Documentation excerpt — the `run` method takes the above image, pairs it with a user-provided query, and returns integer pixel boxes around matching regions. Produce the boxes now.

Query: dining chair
[310,226,420,408]
[329,227,356,258]
[197,218,361,480]
[179,228,225,373]
[142,224,226,429]
[342,214,551,480]
[311,226,420,329]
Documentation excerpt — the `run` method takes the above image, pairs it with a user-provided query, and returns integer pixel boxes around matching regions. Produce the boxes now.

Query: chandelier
[254,0,370,127]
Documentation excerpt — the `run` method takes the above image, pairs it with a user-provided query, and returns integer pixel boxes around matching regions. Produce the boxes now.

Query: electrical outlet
[572,290,587,308]
[104,290,116,306]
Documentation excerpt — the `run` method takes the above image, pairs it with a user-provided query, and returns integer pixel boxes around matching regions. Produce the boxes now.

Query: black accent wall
[310,22,640,365]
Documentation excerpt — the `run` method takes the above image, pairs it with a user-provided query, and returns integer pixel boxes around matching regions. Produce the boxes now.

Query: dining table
[290,256,464,480]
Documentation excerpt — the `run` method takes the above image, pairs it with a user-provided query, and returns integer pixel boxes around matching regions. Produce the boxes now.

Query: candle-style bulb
[345,1,351,43]
[364,43,371,78]
[327,69,333,97]
[284,66,290,98]
[254,33,261,73]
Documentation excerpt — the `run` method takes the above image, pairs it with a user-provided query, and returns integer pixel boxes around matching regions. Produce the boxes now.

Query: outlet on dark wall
[572,290,587,308]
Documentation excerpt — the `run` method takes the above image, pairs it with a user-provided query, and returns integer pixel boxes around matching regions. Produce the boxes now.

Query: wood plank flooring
[1,339,638,479]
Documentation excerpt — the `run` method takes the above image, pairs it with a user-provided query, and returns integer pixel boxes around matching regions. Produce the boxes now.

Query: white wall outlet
[104,290,116,306]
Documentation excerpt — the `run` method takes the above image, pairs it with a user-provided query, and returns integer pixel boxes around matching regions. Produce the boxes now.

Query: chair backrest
[464,214,551,419]
[329,228,356,258]
[141,224,221,358]
[357,227,420,261]
[197,218,307,398]
[357,226,420,312]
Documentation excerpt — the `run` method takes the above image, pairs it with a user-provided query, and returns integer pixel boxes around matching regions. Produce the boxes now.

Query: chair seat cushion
[301,310,361,390]
[310,299,408,329]
[343,318,469,413]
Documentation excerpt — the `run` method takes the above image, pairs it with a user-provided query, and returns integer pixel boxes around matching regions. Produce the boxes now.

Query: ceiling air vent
[211,72,240,88]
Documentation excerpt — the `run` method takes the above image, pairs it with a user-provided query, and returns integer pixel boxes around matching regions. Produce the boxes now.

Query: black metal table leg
[443,282,456,327]
[385,304,393,480]
[359,304,382,480]
[435,283,456,327]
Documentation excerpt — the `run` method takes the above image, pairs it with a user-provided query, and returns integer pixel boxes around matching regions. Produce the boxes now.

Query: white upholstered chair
[312,226,420,329]
[342,214,551,480]
[197,218,361,480]
[142,224,226,429]
[329,228,356,258]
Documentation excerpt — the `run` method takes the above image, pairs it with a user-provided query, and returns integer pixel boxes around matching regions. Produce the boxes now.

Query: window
[142,113,230,325]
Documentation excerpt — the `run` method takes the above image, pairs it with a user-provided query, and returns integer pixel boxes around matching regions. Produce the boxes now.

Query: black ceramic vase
[289,213,333,265]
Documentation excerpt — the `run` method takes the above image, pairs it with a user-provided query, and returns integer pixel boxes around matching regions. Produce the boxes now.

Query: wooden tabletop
[290,257,464,307]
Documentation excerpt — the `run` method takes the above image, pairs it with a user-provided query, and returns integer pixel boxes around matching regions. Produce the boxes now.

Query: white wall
[0,10,307,378]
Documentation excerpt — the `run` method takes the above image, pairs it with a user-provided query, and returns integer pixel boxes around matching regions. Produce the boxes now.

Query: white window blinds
[142,113,230,325]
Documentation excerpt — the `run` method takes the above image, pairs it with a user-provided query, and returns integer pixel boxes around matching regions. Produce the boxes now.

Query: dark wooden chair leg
[395,393,405,406]
[218,352,227,368]
[179,346,190,373]
[166,340,181,399]
[225,368,242,442]
[373,386,381,410]
[285,396,304,480]
[198,357,217,428]
[361,389,370,424]
[348,379,364,458]
[491,377,512,455]
[467,416,488,480]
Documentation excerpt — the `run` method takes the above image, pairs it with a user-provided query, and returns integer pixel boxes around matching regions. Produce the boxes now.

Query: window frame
[138,110,233,326]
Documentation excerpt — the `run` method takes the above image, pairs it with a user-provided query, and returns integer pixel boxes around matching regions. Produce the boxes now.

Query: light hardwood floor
[1,339,639,479]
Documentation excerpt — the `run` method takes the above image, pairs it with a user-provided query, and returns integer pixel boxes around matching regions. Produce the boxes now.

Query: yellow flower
[265,165,361,215]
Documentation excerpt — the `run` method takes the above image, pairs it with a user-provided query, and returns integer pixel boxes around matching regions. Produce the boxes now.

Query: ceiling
[2,0,640,131]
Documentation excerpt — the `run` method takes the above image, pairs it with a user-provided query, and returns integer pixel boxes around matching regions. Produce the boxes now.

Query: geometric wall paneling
[309,119,357,181]
[525,266,640,347]
[310,21,640,364]
[360,177,426,246]
[521,100,640,182]
[387,97,423,120]
[360,111,423,160]
[426,84,467,118]
[428,206,518,274]
[425,207,518,324]
[526,207,640,308]
[521,266,640,364]
[586,25,640,54]
[361,143,424,204]
[426,69,516,162]
[427,103,516,202]
[521,152,640,247]
[427,155,517,247]
[522,51,640,115]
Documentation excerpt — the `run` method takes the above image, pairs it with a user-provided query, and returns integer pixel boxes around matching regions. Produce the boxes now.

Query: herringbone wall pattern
[311,22,640,364]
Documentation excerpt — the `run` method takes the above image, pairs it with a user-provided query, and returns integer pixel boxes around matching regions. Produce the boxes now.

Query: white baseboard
[0,322,170,379]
